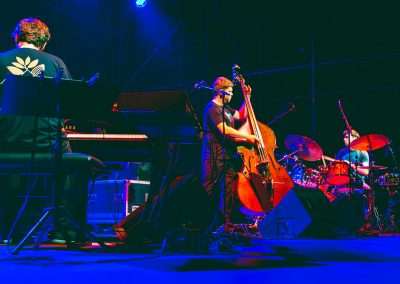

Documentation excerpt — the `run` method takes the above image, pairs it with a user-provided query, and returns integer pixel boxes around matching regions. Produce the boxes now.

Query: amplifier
[87,179,150,224]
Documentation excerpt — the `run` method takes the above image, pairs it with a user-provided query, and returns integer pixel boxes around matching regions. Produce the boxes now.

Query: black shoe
[356,227,379,237]
[66,240,93,249]
[48,230,86,244]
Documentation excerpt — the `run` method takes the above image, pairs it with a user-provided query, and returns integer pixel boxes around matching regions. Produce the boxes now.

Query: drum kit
[282,133,400,232]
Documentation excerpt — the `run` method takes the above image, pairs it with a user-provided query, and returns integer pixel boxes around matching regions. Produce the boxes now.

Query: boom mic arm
[193,80,230,96]
[267,103,295,126]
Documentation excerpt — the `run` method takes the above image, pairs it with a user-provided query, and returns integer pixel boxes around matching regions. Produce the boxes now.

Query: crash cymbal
[350,134,389,151]
[284,134,323,161]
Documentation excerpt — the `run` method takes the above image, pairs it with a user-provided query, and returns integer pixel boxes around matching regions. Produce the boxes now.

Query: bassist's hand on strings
[245,134,260,145]
[244,85,252,97]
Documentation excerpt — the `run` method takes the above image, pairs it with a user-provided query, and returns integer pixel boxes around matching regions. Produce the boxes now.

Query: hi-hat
[284,134,323,161]
[350,134,389,151]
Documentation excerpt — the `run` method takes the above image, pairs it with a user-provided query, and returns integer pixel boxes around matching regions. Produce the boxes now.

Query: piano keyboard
[66,133,148,141]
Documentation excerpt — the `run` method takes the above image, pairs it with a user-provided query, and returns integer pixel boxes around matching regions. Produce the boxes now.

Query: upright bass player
[201,76,259,227]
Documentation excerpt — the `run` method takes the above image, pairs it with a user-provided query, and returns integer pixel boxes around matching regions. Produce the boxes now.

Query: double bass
[232,65,293,215]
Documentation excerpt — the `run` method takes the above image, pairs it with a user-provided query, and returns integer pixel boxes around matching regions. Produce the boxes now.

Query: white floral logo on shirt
[7,56,45,77]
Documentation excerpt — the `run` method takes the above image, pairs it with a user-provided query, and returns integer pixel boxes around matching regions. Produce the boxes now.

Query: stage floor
[1,234,399,283]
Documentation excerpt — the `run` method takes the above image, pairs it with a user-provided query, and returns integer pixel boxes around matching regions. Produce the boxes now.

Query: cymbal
[284,134,323,161]
[350,134,389,151]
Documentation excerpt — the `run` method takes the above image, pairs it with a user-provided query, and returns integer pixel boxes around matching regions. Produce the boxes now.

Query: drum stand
[277,149,301,164]
[364,151,383,232]
[383,142,400,232]
[346,134,382,233]
[277,149,301,175]
[367,191,384,232]
[384,195,400,232]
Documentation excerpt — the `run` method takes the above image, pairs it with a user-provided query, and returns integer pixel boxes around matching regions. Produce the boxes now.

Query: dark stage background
[1,0,400,168]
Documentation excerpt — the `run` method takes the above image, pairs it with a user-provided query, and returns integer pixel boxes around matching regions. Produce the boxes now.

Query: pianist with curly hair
[0,18,88,245]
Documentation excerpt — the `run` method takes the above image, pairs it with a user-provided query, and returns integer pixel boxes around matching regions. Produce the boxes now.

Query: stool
[0,152,105,175]
[0,152,107,254]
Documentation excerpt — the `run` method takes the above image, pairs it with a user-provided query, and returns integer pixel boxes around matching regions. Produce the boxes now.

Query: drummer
[336,129,370,189]
[334,129,370,233]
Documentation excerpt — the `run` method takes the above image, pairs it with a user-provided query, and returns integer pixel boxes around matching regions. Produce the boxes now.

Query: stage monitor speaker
[259,188,334,239]
[114,173,213,243]
[87,179,150,225]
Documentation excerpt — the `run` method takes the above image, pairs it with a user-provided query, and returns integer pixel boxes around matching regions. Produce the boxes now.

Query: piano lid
[117,90,202,142]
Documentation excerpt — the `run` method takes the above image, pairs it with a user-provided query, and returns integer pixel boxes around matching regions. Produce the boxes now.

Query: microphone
[194,80,207,89]
[280,103,295,115]
[87,72,100,87]
[287,103,295,112]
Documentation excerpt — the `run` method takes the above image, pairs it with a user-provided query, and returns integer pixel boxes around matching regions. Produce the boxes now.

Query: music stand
[116,90,203,241]
[1,74,118,254]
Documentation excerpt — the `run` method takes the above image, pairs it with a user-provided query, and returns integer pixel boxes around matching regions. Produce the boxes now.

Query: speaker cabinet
[259,188,334,238]
[87,179,150,225]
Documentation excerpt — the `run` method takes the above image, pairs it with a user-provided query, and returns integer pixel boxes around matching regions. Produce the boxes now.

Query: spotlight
[135,0,147,8]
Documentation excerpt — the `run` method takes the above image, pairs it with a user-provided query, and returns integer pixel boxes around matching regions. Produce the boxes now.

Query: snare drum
[327,161,350,186]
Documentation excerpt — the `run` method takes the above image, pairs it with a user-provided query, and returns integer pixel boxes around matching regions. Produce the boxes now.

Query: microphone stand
[347,132,354,196]
[384,141,400,232]
[366,143,383,232]
[195,84,231,97]
[267,104,295,126]
[221,93,228,226]
[354,135,382,232]
[387,140,399,170]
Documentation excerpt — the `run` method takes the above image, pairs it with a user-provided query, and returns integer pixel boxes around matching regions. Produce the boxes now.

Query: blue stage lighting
[135,0,147,8]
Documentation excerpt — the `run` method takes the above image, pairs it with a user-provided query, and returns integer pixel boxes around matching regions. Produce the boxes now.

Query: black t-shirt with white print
[0,47,71,152]
[202,101,238,161]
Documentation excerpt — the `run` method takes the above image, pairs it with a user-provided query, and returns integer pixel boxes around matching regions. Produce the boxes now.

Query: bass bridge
[256,161,269,179]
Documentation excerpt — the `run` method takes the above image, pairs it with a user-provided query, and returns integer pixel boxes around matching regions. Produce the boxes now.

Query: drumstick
[322,155,335,162]
[321,155,326,166]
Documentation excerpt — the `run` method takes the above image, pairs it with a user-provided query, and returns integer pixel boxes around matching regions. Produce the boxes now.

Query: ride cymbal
[350,134,389,151]
[284,134,323,161]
